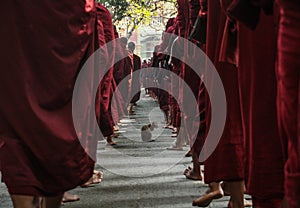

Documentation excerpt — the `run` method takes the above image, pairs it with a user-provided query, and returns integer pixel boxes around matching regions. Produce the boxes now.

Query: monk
[0,1,96,207]
[95,3,117,146]
[113,37,133,114]
[227,0,285,207]
[157,18,176,128]
[276,0,300,207]
[110,26,125,128]
[182,0,206,180]
[193,0,245,207]
[128,42,142,114]
[168,0,190,150]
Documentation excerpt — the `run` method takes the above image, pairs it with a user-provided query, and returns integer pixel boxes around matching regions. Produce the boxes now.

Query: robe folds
[277,1,300,207]
[0,0,97,196]
[95,3,116,138]
[130,54,142,104]
[203,0,244,184]
[158,22,177,124]
[234,4,285,207]
[169,0,190,130]
[113,43,133,108]
[96,3,115,111]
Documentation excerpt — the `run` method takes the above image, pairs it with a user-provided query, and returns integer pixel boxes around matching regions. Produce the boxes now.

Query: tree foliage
[96,0,177,38]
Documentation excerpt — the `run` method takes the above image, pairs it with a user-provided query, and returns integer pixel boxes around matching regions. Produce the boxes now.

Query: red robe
[155,20,176,113]
[96,3,115,111]
[95,3,116,138]
[0,1,95,196]
[130,54,142,104]
[169,0,190,129]
[203,0,244,184]
[229,1,285,206]
[183,0,205,154]
[277,1,300,207]
[113,43,133,109]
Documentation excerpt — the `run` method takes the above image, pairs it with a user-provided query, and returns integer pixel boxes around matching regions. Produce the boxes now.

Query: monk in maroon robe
[0,1,96,207]
[114,37,133,114]
[168,0,190,148]
[110,26,125,125]
[95,3,117,145]
[276,1,300,207]
[193,0,245,207]
[128,42,142,114]
[157,18,176,127]
[182,0,205,181]
[227,0,285,207]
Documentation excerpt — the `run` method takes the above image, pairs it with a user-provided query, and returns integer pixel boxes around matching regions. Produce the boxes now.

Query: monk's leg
[227,181,244,208]
[42,194,63,208]
[11,195,42,208]
[192,182,224,206]
[184,149,202,180]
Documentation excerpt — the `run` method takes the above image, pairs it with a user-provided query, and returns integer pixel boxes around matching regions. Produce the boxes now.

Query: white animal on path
[141,122,158,142]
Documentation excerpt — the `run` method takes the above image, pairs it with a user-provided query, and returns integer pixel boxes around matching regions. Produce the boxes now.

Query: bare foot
[185,149,192,157]
[113,125,119,131]
[106,136,117,145]
[166,145,183,151]
[183,166,202,181]
[221,181,230,196]
[81,170,103,187]
[111,132,119,138]
[228,198,252,207]
[62,192,80,203]
[192,182,224,207]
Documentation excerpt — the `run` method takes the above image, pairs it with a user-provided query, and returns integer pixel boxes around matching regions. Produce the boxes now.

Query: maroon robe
[96,3,115,111]
[203,0,244,184]
[158,19,176,54]
[95,3,116,138]
[110,79,125,123]
[229,1,285,206]
[130,54,142,104]
[177,0,191,39]
[113,42,133,109]
[157,21,176,113]
[182,0,205,154]
[277,1,300,207]
[169,0,191,129]
[160,22,180,128]
[0,1,96,196]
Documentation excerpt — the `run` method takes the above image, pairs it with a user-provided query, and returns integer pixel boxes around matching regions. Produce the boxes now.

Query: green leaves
[96,0,177,37]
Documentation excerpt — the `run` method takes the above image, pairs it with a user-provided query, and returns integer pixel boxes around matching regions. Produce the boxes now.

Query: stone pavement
[0,89,251,208]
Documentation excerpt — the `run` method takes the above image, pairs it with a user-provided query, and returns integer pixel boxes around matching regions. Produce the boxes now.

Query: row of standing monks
[132,0,300,207]
[0,0,299,208]
[0,1,141,207]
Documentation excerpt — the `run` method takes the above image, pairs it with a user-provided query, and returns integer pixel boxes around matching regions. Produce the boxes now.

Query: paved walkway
[0,89,251,208]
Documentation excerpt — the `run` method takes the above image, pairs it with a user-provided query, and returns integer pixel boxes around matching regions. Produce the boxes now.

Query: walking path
[0,89,251,208]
